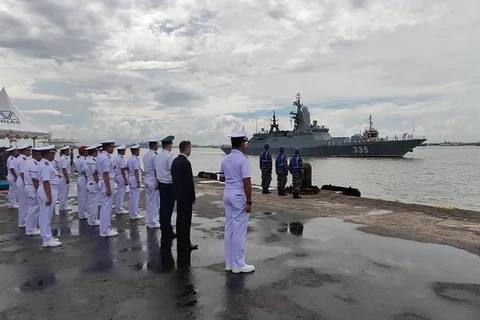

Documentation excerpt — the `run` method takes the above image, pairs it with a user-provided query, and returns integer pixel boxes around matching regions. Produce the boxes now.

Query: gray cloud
[1,0,479,144]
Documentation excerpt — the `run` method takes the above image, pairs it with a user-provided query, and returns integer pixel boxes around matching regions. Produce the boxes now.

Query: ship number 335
[353,146,369,154]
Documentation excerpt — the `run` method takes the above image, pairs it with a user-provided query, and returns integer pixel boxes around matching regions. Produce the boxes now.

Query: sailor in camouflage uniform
[275,145,288,196]
[259,143,272,194]
[288,147,303,199]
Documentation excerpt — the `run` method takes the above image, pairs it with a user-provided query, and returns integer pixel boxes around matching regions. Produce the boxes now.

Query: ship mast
[290,92,304,131]
[268,111,280,134]
[369,114,373,131]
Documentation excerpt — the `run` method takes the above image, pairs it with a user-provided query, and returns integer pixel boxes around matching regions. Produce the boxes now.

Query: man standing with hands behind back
[219,131,254,274]
[171,140,198,251]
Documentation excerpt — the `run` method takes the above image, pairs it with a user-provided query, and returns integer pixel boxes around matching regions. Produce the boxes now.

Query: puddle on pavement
[277,222,304,236]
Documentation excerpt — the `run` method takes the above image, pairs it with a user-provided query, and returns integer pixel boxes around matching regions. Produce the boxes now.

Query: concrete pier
[0,178,479,319]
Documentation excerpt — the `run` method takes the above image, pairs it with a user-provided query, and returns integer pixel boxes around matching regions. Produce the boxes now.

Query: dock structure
[41,137,79,149]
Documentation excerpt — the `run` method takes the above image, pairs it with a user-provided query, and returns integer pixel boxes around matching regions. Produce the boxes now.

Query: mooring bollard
[285,162,320,195]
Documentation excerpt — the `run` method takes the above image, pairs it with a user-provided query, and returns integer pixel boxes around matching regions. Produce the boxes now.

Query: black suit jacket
[171,154,196,203]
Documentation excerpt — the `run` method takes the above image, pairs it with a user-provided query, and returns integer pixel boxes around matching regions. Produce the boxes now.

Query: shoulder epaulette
[23,156,27,160]
[45,162,49,165]
[34,161,38,165]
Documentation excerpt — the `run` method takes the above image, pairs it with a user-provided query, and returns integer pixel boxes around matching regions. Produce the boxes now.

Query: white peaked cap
[6,146,16,152]
[101,140,115,145]
[86,144,100,151]
[116,144,126,150]
[146,138,159,143]
[130,144,140,149]
[17,144,32,150]
[59,145,70,150]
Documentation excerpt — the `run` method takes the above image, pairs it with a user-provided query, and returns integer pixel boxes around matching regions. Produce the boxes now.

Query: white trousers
[86,181,101,225]
[7,177,17,207]
[77,176,87,218]
[16,180,27,226]
[128,176,141,218]
[58,177,70,210]
[115,176,127,212]
[37,185,59,244]
[144,177,159,225]
[99,179,115,235]
[25,186,40,232]
[223,188,249,269]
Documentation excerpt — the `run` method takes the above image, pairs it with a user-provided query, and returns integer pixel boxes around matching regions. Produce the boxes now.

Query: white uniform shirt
[14,155,29,182]
[219,149,251,189]
[142,149,157,179]
[75,156,86,177]
[84,156,97,182]
[37,159,59,187]
[127,156,140,178]
[58,155,71,177]
[7,156,16,179]
[114,155,127,179]
[24,158,39,187]
[155,149,174,183]
[97,151,114,181]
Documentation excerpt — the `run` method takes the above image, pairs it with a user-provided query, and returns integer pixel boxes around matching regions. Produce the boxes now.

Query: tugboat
[220,93,427,157]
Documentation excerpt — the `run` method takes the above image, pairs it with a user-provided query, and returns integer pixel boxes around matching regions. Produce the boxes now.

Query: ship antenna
[369,114,373,130]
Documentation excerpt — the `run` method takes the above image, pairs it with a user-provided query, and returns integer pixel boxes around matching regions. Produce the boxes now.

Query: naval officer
[75,146,88,219]
[24,147,42,236]
[85,144,101,226]
[97,140,118,237]
[143,139,160,228]
[289,147,303,199]
[155,135,176,237]
[259,143,272,194]
[219,131,255,273]
[58,146,72,211]
[275,145,288,196]
[6,146,18,209]
[114,144,129,215]
[36,145,62,247]
[127,144,144,220]
[15,144,32,228]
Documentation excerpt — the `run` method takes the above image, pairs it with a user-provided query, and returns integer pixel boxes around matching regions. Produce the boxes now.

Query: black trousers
[176,201,193,246]
[158,182,175,233]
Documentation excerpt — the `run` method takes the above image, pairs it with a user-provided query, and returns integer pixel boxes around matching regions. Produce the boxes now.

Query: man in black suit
[171,140,198,251]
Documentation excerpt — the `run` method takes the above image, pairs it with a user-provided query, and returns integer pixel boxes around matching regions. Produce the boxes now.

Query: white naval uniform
[58,155,71,210]
[37,159,60,244]
[85,156,100,226]
[7,155,18,208]
[97,151,115,235]
[14,155,29,226]
[219,149,252,270]
[127,155,142,219]
[75,156,88,218]
[142,149,160,227]
[24,157,40,233]
[114,154,128,213]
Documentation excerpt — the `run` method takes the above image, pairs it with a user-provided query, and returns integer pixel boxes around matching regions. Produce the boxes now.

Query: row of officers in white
[5,136,197,251]
[6,131,255,273]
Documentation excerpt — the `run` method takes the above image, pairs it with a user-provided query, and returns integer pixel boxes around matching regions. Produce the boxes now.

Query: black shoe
[279,189,287,196]
[262,187,271,194]
[293,193,302,199]
[178,244,198,251]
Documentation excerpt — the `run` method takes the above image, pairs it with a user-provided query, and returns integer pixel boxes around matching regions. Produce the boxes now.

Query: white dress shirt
[155,149,174,184]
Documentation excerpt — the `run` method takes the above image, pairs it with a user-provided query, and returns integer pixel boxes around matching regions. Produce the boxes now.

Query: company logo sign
[0,110,20,124]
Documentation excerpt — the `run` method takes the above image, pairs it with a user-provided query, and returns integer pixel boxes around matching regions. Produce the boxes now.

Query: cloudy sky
[1,0,479,145]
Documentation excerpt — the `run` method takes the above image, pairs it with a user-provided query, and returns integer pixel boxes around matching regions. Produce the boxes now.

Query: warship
[220,93,427,157]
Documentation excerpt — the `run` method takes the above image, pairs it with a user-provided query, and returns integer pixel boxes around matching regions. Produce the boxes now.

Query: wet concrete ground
[0,184,480,319]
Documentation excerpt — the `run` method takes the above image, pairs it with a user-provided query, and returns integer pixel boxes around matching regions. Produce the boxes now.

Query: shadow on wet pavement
[0,192,479,319]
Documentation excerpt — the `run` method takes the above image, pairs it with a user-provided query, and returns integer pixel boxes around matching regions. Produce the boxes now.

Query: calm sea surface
[71,146,478,211]
[186,146,479,211]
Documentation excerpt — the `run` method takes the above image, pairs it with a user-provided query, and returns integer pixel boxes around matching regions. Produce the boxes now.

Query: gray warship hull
[221,138,427,157]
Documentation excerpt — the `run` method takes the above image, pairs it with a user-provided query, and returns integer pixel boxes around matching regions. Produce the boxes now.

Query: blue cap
[294,147,301,154]
[279,145,285,152]
[161,135,175,144]
[264,143,270,149]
